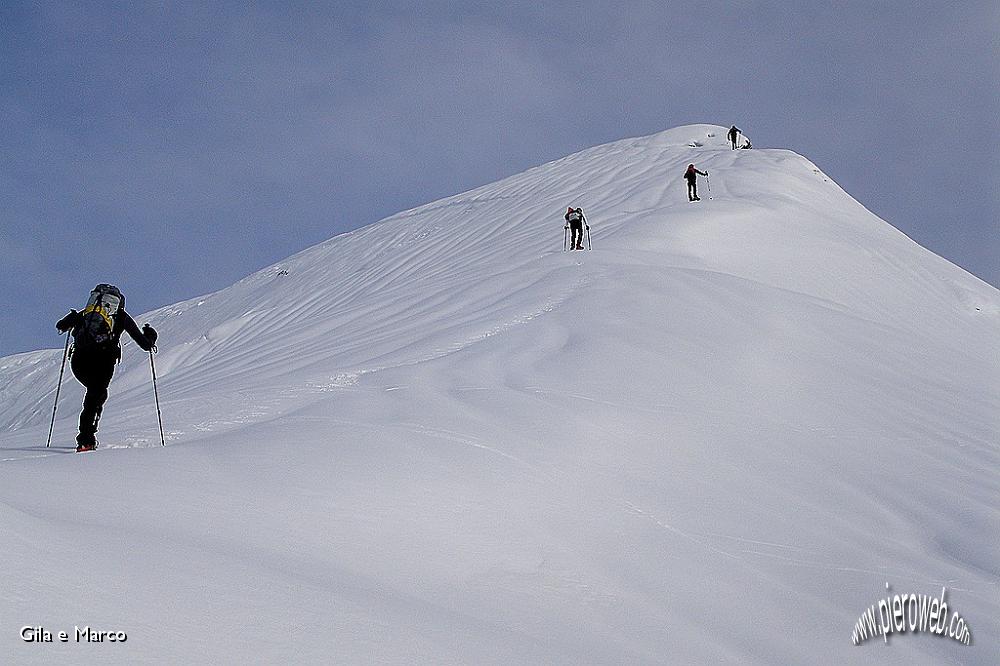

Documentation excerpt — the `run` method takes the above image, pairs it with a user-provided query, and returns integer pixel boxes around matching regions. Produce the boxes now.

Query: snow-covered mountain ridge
[4,125,993,434]
[1,125,997,664]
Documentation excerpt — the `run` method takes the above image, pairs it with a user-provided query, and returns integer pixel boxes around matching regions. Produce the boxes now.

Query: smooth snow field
[1,125,997,664]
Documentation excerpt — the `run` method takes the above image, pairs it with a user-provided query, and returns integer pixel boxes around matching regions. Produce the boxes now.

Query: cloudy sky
[2,1,997,357]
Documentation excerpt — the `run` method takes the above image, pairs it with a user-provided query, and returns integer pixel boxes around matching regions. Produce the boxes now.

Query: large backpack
[72,284,124,350]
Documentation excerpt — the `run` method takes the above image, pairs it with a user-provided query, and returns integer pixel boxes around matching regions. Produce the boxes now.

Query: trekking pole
[563,225,569,252]
[149,349,165,446]
[583,213,592,250]
[45,333,72,448]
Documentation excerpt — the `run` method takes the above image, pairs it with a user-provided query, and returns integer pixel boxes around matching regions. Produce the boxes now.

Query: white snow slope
[1,125,998,664]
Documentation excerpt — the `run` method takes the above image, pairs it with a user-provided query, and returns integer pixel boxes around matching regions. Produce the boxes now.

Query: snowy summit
[1,125,997,664]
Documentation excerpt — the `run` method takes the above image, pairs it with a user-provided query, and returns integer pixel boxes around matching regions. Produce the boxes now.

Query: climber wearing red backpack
[684,164,708,202]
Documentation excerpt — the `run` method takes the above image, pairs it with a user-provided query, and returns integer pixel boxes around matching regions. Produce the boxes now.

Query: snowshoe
[76,442,98,453]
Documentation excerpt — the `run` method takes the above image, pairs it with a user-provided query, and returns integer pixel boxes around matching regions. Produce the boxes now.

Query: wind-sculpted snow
[1,125,997,663]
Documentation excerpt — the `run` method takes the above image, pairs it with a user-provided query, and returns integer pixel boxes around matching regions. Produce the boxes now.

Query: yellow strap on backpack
[82,303,114,331]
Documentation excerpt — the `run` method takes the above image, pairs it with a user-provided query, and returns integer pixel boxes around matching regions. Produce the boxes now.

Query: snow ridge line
[72,266,602,449]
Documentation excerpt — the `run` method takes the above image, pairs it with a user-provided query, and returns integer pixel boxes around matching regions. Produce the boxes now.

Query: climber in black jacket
[56,284,158,451]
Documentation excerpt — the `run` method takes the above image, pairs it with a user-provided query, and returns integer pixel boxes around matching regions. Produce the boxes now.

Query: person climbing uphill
[728,125,742,150]
[684,164,708,202]
[55,284,158,452]
[564,206,588,250]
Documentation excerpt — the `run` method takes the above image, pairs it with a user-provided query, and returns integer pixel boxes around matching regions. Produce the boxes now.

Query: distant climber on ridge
[684,164,708,202]
[564,206,588,250]
[55,284,158,452]
[728,125,742,150]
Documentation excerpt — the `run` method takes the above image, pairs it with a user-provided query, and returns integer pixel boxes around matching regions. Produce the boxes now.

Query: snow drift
[1,125,998,664]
